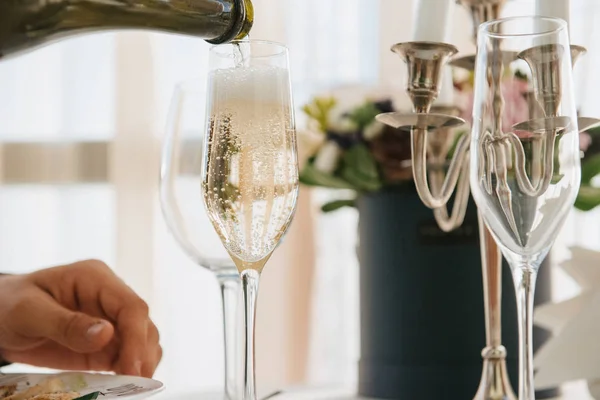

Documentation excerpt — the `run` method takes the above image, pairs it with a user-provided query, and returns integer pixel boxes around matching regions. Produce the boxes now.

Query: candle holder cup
[376,41,470,231]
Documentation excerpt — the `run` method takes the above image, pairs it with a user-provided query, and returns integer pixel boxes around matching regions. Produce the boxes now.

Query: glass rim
[209,39,288,58]
[174,39,290,92]
[479,16,567,39]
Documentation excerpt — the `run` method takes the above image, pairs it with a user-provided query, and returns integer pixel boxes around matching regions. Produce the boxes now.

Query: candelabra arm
[489,44,505,138]
[412,129,470,209]
[431,153,471,232]
[491,142,522,246]
[507,126,560,197]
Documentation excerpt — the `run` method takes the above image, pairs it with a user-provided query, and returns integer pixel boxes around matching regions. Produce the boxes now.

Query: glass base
[260,387,358,400]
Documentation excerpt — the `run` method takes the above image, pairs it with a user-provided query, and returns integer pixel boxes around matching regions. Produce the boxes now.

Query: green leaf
[575,185,600,211]
[514,69,529,81]
[321,199,356,212]
[581,154,600,185]
[447,131,467,159]
[74,392,100,400]
[585,126,600,137]
[340,144,382,192]
[302,97,337,132]
[551,173,564,184]
[347,102,380,128]
[299,163,356,189]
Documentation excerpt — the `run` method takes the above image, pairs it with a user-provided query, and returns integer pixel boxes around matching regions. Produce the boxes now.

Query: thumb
[18,294,114,353]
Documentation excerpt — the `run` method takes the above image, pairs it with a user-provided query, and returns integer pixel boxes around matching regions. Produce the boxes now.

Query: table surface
[155,386,576,400]
[155,388,371,400]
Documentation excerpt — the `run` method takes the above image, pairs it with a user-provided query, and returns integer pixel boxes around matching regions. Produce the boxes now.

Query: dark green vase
[356,187,556,399]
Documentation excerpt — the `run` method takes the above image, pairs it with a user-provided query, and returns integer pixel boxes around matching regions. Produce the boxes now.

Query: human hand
[0,260,162,377]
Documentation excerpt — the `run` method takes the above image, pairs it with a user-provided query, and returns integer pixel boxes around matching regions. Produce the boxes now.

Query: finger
[13,292,114,353]
[141,322,161,378]
[145,345,163,378]
[71,261,151,376]
[111,301,149,376]
[31,260,115,316]
[1,339,119,371]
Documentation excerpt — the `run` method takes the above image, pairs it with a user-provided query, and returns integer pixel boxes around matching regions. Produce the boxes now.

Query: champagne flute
[470,17,580,400]
[202,40,299,400]
[161,81,241,400]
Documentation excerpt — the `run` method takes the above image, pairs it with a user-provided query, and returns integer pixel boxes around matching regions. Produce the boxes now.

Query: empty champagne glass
[161,81,240,400]
[470,17,580,400]
[202,40,299,400]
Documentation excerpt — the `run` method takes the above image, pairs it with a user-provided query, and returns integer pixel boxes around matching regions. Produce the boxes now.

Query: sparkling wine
[203,66,298,272]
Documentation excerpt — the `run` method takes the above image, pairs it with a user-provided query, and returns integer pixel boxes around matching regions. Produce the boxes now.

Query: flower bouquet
[298,94,415,212]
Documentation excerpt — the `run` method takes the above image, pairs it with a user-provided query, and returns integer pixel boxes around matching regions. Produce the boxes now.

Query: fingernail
[86,321,107,339]
[134,361,143,376]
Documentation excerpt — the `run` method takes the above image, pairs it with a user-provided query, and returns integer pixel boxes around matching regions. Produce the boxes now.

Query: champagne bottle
[0,0,253,60]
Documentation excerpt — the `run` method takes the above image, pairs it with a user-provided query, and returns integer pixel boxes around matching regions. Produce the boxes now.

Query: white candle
[412,0,455,42]
[435,66,454,106]
[536,0,570,29]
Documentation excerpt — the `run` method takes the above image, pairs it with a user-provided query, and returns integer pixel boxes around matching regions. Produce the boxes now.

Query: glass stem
[217,273,241,400]
[512,265,538,400]
[241,269,260,400]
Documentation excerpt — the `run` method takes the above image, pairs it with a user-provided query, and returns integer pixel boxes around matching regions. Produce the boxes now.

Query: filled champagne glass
[202,40,299,400]
[470,17,580,400]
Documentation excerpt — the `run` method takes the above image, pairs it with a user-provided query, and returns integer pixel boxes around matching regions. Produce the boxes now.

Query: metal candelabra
[376,1,600,399]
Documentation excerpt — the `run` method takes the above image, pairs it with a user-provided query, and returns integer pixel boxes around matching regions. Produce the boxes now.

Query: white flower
[363,121,385,141]
[313,141,342,174]
[297,129,325,169]
[324,101,358,135]
[328,112,357,134]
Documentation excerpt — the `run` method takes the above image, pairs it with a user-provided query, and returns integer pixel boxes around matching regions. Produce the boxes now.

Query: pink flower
[580,132,592,152]
[457,78,591,151]
[458,78,529,130]
[501,79,530,128]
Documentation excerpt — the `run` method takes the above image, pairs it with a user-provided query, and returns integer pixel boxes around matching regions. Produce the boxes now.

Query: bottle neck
[0,0,254,59]
[208,0,254,44]
[57,0,253,43]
